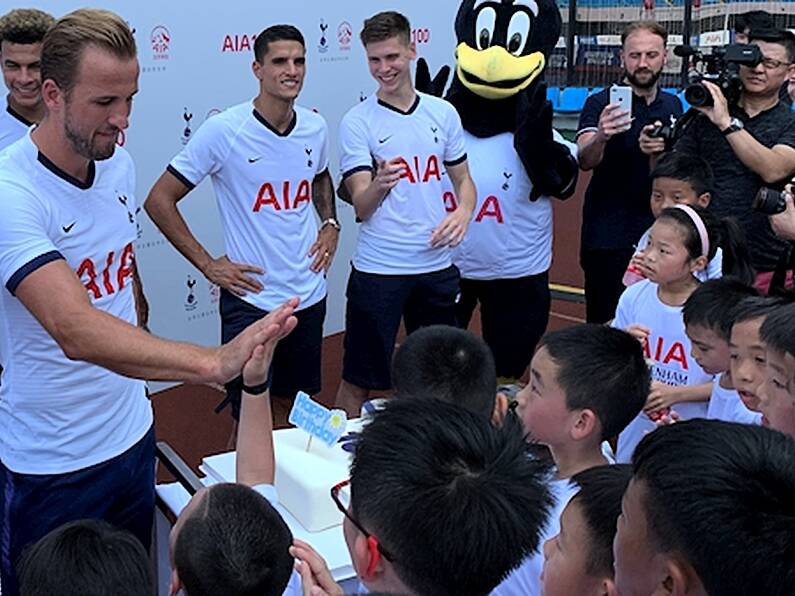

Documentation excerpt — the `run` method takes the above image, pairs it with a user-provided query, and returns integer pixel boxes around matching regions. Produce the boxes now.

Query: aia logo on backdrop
[337,21,352,51]
[151,25,171,60]
[222,33,257,53]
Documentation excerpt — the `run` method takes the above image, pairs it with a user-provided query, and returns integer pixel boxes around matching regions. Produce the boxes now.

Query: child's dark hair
[682,278,757,339]
[760,302,795,358]
[539,325,650,440]
[351,398,553,596]
[657,205,755,285]
[651,152,713,196]
[18,519,153,596]
[174,483,294,596]
[569,464,632,578]
[730,295,793,328]
[632,420,795,595]
[393,325,496,420]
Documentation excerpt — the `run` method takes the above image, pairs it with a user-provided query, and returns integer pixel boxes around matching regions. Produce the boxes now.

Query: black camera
[674,44,763,107]
[647,116,679,150]
[753,187,789,215]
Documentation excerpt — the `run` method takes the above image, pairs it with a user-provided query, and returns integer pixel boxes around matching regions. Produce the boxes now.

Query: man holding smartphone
[576,21,682,323]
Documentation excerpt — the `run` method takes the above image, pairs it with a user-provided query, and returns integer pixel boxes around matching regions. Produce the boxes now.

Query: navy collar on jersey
[37,151,96,190]
[377,94,420,115]
[252,108,297,137]
[6,102,34,127]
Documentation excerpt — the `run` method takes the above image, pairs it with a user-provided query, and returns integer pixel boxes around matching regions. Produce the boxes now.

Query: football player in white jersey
[0,11,295,594]
[336,11,477,415]
[145,25,337,426]
[0,8,54,151]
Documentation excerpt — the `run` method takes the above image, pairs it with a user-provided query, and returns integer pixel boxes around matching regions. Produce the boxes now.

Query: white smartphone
[609,85,633,130]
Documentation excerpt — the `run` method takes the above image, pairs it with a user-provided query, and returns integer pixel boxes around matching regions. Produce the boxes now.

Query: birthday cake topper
[289,391,348,449]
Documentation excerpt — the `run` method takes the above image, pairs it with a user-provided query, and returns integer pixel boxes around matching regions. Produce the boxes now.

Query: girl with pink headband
[610,204,754,463]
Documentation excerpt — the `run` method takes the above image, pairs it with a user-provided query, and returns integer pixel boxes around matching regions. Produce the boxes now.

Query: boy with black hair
[682,278,759,424]
[759,302,795,437]
[392,324,497,420]
[18,519,153,596]
[168,299,305,596]
[728,295,791,416]
[624,152,720,285]
[541,464,631,596]
[494,324,649,596]
[613,419,795,596]
[347,398,553,596]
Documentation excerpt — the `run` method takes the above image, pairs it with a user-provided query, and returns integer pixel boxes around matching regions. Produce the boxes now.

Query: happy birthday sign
[288,391,348,448]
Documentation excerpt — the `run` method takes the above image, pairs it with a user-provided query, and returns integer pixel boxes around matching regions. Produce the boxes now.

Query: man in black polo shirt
[577,21,682,323]
[576,21,682,323]
[642,29,795,293]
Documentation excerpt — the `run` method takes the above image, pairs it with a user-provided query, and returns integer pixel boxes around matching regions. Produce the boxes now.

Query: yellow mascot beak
[455,42,545,100]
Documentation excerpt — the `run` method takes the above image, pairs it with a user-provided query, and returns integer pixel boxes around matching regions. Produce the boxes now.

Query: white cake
[273,419,362,532]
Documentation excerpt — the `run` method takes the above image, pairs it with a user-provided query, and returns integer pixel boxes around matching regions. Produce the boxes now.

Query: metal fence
[547,1,795,89]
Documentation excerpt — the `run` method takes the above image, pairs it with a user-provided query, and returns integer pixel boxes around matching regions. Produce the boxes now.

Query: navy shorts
[342,265,460,390]
[220,290,325,419]
[456,272,550,380]
[0,425,155,596]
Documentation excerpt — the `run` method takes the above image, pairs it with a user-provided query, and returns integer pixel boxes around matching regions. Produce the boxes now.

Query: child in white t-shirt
[682,278,761,425]
[726,295,793,421]
[613,204,755,463]
[623,152,721,286]
[493,324,650,596]
[540,464,631,596]
[759,302,795,438]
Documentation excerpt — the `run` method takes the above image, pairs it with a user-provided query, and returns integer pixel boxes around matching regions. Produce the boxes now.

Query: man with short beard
[576,21,681,323]
[0,10,295,595]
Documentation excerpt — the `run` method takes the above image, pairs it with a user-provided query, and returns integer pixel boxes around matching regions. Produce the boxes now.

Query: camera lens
[753,188,788,215]
[684,82,713,107]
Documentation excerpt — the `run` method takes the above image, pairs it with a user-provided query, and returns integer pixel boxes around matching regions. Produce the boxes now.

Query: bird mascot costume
[418,0,579,384]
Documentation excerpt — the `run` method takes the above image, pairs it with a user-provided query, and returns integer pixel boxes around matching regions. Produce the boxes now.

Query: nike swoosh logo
[248,157,262,163]
[378,136,392,144]
[62,222,76,233]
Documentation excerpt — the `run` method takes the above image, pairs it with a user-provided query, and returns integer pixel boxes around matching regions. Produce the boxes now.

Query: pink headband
[673,204,709,258]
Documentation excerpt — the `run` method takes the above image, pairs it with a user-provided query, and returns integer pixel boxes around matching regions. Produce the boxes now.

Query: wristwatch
[321,217,341,231]
[721,117,744,136]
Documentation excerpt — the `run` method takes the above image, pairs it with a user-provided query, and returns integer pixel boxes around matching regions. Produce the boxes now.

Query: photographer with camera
[768,184,795,242]
[640,30,795,293]
[577,21,682,323]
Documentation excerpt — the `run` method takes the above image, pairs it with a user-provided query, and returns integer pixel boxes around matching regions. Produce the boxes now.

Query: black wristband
[241,380,270,396]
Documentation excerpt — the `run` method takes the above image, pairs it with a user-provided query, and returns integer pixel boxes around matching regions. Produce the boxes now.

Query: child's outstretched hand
[644,381,680,415]
[291,539,343,596]
[625,324,651,342]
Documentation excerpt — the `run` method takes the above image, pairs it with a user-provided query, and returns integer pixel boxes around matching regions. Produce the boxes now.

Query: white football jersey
[612,280,711,463]
[169,102,329,311]
[339,92,467,275]
[0,132,151,474]
[707,374,762,425]
[0,95,32,152]
[452,130,576,279]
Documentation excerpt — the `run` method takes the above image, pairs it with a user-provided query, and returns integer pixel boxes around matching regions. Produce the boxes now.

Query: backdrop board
[26,0,462,390]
